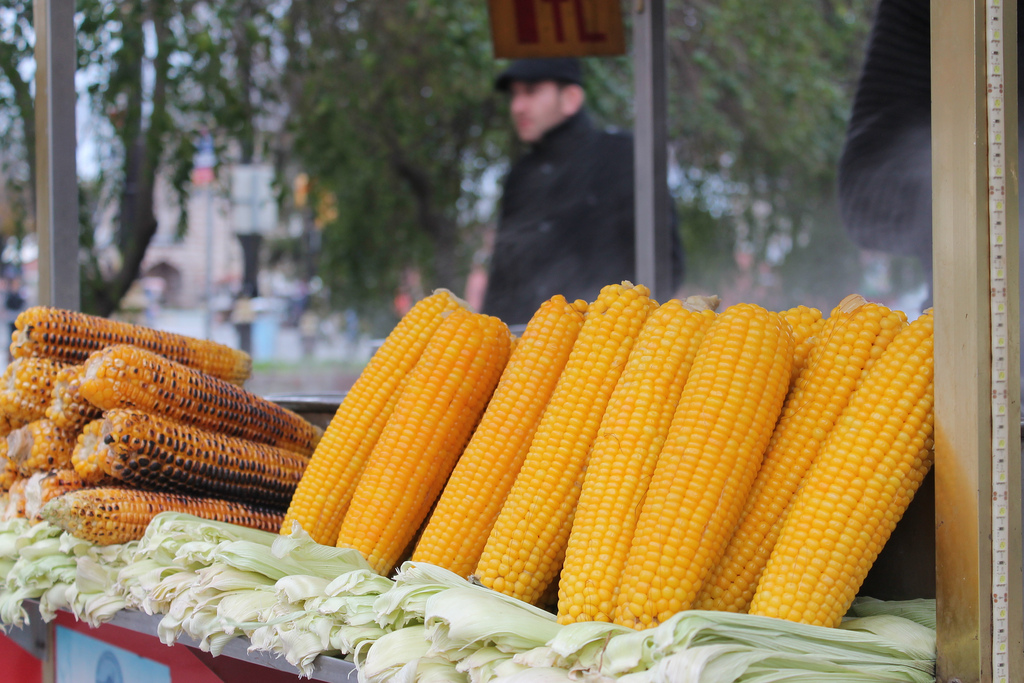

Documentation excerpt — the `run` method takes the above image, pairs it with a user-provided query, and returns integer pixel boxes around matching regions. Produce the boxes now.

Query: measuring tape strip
[986,1,1010,681]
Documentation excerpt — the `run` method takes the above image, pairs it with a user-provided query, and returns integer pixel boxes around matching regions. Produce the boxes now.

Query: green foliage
[0,0,882,317]
[285,0,508,315]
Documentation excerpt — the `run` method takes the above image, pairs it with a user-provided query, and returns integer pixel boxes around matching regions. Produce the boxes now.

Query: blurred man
[482,58,684,325]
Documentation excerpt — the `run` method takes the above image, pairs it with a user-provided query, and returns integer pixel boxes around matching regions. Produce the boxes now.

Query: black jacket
[483,111,683,325]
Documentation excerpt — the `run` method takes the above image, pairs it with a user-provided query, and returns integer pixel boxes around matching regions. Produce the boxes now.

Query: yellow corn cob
[100,409,307,509]
[8,419,78,476]
[46,364,103,432]
[336,308,512,574]
[749,311,934,627]
[695,295,907,613]
[5,477,27,519]
[412,295,588,577]
[72,418,116,485]
[12,306,252,384]
[40,486,285,545]
[474,282,656,605]
[781,305,826,379]
[26,468,86,521]
[0,357,68,427]
[282,289,462,544]
[0,437,15,491]
[79,345,321,456]
[557,301,716,624]
[613,303,793,629]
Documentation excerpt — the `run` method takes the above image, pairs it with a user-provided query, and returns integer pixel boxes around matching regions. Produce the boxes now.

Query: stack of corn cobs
[0,282,934,636]
[283,282,934,632]
[0,307,321,541]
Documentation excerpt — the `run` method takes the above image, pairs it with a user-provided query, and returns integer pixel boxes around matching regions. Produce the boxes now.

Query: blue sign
[55,626,171,683]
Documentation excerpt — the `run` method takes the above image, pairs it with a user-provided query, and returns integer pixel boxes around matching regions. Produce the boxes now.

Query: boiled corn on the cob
[412,295,588,577]
[558,300,716,624]
[614,303,793,629]
[696,295,906,613]
[336,308,512,575]
[475,282,656,605]
[750,311,935,628]
[282,289,463,544]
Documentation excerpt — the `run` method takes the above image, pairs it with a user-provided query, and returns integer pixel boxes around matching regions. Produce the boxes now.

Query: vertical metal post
[33,0,80,310]
[633,0,672,301]
[933,0,1023,680]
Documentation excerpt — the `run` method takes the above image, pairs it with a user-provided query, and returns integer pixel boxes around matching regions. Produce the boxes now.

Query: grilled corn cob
[80,345,321,456]
[475,282,656,605]
[412,295,588,577]
[613,303,793,629]
[12,306,252,384]
[282,289,463,544]
[558,300,716,624]
[696,295,906,613]
[0,439,15,491]
[46,364,103,432]
[4,477,27,520]
[41,487,285,545]
[8,419,78,476]
[25,468,85,521]
[0,357,67,427]
[72,418,116,485]
[336,309,512,575]
[750,311,934,628]
[100,409,307,509]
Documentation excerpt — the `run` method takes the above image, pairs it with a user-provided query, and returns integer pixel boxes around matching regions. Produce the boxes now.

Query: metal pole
[203,187,214,340]
[632,0,672,301]
[33,0,80,310]
[932,0,1023,680]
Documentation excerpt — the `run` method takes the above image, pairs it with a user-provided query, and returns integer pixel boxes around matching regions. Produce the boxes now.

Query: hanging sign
[488,0,625,58]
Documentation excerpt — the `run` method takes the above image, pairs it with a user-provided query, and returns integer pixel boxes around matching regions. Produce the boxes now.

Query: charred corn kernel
[750,312,934,628]
[8,419,78,476]
[696,295,907,613]
[336,309,512,575]
[46,365,103,432]
[613,303,793,629]
[101,409,307,510]
[557,301,716,625]
[40,486,285,545]
[781,305,826,379]
[0,357,68,427]
[283,289,462,544]
[475,282,656,605]
[413,295,588,577]
[72,418,116,485]
[80,345,321,456]
[12,306,252,384]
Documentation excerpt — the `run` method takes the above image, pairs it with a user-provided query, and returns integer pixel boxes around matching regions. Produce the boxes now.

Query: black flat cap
[495,58,584,91]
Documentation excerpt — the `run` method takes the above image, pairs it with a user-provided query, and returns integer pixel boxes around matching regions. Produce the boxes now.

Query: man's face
[509,80,574,143]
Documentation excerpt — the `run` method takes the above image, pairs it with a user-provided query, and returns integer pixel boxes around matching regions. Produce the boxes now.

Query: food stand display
[0,1,1020,682]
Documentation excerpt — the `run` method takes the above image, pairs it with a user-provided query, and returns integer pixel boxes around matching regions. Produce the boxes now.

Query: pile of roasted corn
[283,283,933,632]
[0,307,322,541]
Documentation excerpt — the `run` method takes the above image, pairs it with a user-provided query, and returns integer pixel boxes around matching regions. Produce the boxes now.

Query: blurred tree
[0,0,283,316]
[282,0,507,319]
[0,0,877,320]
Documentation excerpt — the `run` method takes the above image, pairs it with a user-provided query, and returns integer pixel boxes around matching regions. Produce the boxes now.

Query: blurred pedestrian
[482,58,685,325]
